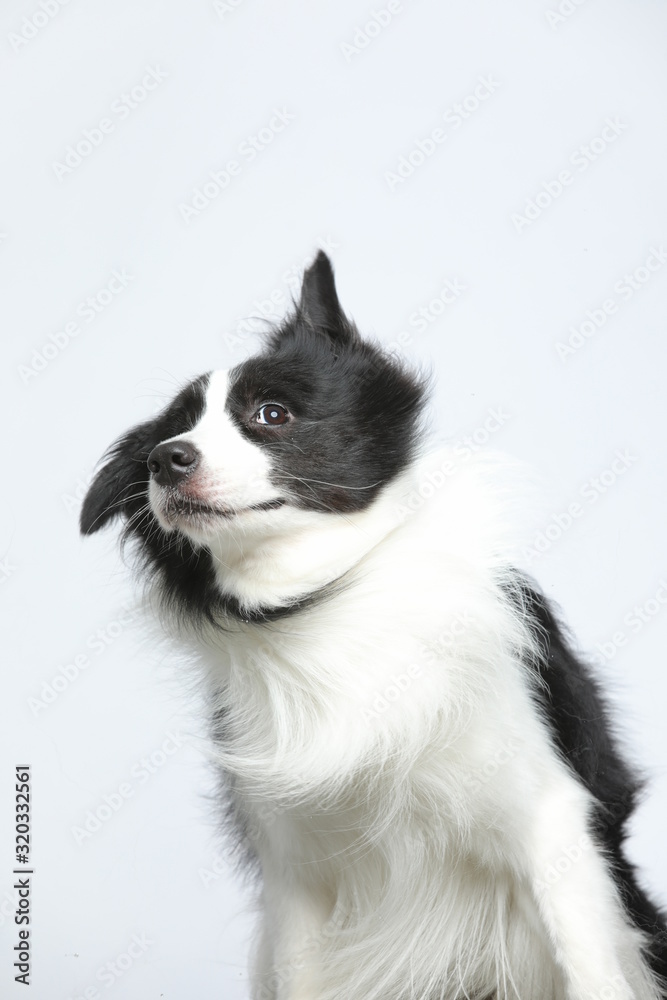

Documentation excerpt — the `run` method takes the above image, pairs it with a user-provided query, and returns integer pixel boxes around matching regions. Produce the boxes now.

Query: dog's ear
[80,420,156,535]
[299,251,355,344]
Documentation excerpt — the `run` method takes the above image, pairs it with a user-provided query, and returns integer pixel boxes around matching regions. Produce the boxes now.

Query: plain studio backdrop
[1,0,667,997]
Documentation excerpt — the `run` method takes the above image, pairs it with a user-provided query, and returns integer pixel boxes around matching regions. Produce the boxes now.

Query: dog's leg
[527,780,658,1000]
[251,870,335,1000]
[249,891,279,1000]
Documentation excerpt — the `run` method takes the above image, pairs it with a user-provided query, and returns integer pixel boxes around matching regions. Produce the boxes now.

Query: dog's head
[80,252,427,619]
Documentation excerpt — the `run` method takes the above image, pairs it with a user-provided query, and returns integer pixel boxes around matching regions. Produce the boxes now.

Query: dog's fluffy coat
[81,253,666,999]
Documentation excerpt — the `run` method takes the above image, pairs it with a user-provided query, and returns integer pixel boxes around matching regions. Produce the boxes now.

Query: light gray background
[2,1,667,997]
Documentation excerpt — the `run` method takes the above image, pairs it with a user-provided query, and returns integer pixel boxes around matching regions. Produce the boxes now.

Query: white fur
[149,376,661,1000]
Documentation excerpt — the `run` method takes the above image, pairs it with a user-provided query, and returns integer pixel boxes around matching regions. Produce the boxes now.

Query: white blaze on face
[188,369,276,505]
[147,369,280,534]
[145,370,420,609]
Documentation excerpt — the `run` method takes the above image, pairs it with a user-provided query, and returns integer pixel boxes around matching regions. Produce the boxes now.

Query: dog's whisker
[272,474,383,491]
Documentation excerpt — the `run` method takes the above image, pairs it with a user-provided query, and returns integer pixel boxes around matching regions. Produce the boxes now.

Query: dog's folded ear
[298,251,356,344]
[80,421,155,535]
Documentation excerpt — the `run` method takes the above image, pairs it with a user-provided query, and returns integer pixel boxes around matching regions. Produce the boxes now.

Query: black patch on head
[298,249,350,344]
[226,251,429,514]
[81,252,429,622]
[505,573,667,978]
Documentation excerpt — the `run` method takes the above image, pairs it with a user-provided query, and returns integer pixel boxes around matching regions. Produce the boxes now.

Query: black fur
[507,573,667,982]
[80,252,428,620]
[80,374,210,536]
[226,252,428,514]
[79,252,666,989]
[80,373,225,624]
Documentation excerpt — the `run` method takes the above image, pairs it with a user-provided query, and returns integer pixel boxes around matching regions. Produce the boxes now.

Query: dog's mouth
[162,494,286,523]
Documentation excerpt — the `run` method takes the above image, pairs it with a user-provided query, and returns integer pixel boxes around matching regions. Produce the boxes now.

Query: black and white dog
[81,252,666,999]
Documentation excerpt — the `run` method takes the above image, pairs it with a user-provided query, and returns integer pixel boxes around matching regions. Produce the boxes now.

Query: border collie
[81,252,666,1000]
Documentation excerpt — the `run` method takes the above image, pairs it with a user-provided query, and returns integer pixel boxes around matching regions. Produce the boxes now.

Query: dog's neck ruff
[218,582,341,625]
[206,467,420,620]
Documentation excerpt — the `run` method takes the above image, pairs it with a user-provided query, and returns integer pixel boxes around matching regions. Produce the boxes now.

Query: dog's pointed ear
[80,421,155,535]
[299,251,355,343]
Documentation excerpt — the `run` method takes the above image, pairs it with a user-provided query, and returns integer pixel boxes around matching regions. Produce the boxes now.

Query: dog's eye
[256,403,289,426]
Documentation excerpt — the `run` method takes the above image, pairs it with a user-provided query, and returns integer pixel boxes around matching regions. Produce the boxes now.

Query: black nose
[147,440,200,487]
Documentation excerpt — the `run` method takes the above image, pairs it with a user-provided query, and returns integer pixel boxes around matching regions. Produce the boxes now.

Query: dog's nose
[147,440,200,487]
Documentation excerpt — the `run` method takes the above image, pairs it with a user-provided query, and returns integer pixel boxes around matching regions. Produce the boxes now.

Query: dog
[80,252,666,999]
